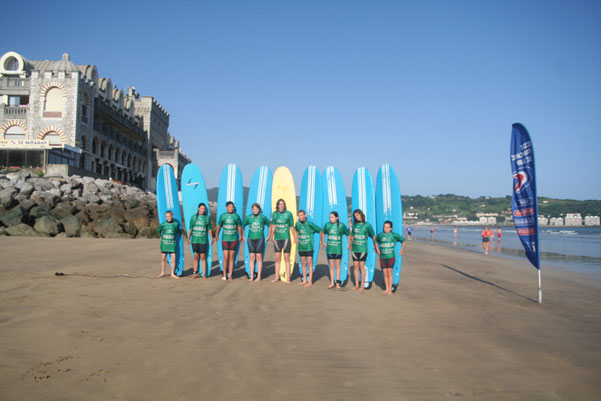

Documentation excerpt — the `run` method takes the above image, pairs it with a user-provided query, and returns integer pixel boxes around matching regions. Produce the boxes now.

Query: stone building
[0,51,190,190]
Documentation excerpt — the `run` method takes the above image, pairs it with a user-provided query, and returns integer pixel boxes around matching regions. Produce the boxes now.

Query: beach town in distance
[1,2,601,400]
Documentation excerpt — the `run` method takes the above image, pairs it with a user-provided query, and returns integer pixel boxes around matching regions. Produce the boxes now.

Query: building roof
[30,53,79,73]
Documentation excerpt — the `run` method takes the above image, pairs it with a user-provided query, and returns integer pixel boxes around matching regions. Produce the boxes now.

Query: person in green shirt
[349,209,378,291]
[242,203,270,281]
[157,210,188,279]
[267,199,297,284]
[320,211,350,289]
[215,201,244,281]
[375,220,407,295]
[294,210,321,287]
[188,203,213,280]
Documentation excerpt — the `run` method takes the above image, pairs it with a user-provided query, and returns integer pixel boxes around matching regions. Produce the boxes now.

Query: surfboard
[156,164,184,276]
[322,166,350,283]
[181,163,212,278]
[244,165,272,278]
[352,167,376,288]
[376,164,403,291]
[298,166,322,275]
[271,166,297,282]
[216,163,244,273]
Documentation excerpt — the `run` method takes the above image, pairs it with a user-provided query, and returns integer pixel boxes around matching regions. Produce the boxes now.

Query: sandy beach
[0,237,600,401]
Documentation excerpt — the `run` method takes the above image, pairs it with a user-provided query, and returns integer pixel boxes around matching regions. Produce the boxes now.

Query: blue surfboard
[376,164,403,290]
[181,163,212,278]
[352,167,376,288]
[322,166,349,283]
[156,164,184,276]
[244,165,272,277]
[298,166,322,274]
[217,164,244,272]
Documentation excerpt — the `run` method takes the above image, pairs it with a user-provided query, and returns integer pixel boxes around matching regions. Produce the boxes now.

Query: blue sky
[6,0,601,199]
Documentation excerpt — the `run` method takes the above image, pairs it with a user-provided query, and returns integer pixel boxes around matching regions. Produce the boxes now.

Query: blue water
[409,225,601,274]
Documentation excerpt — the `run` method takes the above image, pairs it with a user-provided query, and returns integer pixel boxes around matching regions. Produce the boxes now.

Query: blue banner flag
[510,123,540,270]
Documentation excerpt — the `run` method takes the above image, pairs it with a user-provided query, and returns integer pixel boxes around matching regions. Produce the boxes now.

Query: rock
[80,193,100,204]
[19,199,35,211]
[79,225,96,238]
[0,226,6,236]
[0,187,18,208]
[85,204,108,221]
[18,183,34,197]
[34,215,61,236]
[55,232,68,238]
[30,178,54,191]
[75,210,90,224]
[92,217,123,238]
[50,179,63,188]
[7,223,41,237]
[60,215,81,237]
[30,205,51,219]
[122,196,140,210]
[82,176,95,184]
[106,207,126,223]
[83,182,99,195]
[0,206,25,227]
[123,221,138,237]
[52,203,77,219]
[59,183,72,194]
[125,206,152,231]
[137,226,159,238]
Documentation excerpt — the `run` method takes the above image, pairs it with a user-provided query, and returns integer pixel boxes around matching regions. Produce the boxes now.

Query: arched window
[80,135,88,152]
[5,57,19,71]
[108,144,114,161]
[100,141,107,158]
[81,92,90,124]
[44,87,64,113]
[92,137,99,154]
[4,125,26,140]
[44,132,63,146]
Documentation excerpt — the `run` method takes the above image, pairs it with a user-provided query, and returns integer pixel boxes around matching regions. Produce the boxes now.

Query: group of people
[481,226,503,255]
[157,199,407,295]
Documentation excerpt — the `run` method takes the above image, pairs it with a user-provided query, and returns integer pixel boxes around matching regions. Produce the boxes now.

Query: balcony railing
[3,105,28,118]
[0,77,30,91]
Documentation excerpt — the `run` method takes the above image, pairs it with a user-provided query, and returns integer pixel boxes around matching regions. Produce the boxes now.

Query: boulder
[75,210,90,224]
[122,196,140,210]
[33,215,61,236]
[0,226,6,236]
[30,178,54,191]
[30,205,51,219]
[59,183,72,194]
[0,205,25,227]
[125,206,152,231]
[19,199,35,211]
[122,221,138,238]
[7,223,42,237]
[0,187,18,208]
[55,232,68,238]
[85,204,109,221]
[52,202,77,219]
[83,182,99,195]
[60,215,81,237]
[137,226,159,238]
[92,217,123,238]
[50,179,63,188]
[82,176,95,184]
[18,183,34,198]
[80,193,101,204]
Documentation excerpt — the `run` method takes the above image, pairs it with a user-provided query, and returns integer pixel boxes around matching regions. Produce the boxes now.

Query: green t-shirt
[217,212,242,242]
[295,220,321,252]
[189,213,211,244]
[376,232,406,259]
[271,210,294,240]
[158,220,180,253]
[351,222,376,253]
[243,213,270,240]
[322,222,349,255]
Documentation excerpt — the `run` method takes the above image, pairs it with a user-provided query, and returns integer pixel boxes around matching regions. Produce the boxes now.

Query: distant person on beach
[407,226,412,240]
[497,227,503,240]
[321,211,350,289]
[188,202,212,280]
[489,227,494,239]
[216,201,244,281]
[376,221,406,295]
[295,210,321,287]
[349,209,378,291]
[430,225,435,241]
[157,210,187,279]
[453,226,458,237]
[481,226,490,255]
[267,199,296,284]
[242,203,270,281]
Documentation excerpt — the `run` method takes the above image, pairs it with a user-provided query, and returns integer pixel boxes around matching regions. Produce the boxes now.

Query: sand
[0,236,600,401]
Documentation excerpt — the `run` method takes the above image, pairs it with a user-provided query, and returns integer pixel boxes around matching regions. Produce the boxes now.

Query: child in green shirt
[349,209,378,291]
[188,202,213,280]
[295,210,321,287]
[157,210,188,279]
[242,203,270,281]
[320,211,350,289]
[375,220,407,295]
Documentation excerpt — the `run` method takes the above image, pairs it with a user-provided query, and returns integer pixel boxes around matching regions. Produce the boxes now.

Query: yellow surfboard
[271,166,297,282]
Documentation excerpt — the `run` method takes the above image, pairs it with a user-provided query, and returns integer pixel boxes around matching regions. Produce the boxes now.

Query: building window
[44,132,63,146]
[4,57,19,71]
[44,87,64,117]
[4,125,26,140]
[81,104,88,123]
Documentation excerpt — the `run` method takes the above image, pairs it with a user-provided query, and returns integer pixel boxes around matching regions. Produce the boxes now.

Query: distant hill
[207,188,601,222]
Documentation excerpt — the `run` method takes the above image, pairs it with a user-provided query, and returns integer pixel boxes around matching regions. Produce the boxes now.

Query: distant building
[565,213,583,226]
[550,217,564,226]
[479,217,488,225]
[0,51,190,190]
[538,215,549,226]
[487,217,497,225]
[584,216,600,226]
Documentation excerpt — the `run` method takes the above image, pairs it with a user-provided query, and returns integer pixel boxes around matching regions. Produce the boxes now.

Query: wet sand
[0,237,600,401]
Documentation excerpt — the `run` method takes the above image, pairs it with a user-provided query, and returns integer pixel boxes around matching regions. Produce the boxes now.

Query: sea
[409,225,601,275]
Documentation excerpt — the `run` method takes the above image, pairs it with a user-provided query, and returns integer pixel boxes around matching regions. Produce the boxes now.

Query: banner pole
[538,269,542,304]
